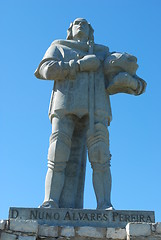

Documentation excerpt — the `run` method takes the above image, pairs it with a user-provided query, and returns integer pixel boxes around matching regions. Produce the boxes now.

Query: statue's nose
[79,22,83,26]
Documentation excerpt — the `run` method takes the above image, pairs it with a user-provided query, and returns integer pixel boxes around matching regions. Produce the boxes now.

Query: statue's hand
[77,55,100,72]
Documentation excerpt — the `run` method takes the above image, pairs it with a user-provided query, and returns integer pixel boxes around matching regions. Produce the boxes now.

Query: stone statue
[35,18,146,210]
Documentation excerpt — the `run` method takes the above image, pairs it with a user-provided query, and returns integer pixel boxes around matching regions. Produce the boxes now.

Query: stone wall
[0,220,161,240]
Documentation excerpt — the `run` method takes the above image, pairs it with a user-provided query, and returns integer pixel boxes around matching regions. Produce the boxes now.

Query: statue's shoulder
[95,43,109,53]
[42,39,66,60]
[51,39,69,47]
[34,40,65,79]
[94,43,110,60]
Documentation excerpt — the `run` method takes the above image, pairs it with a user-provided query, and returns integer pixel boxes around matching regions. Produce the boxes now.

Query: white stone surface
[35,17,146,210]
[9,219,38,233]
[18,236,36,240]
[38,224,58,237]
[156,222,161,234]
[126,223,151,237]
[0,220,7,230]
[60,226,75,237]
[77,226,106,238]
[1,232,17,240]
[151,223,156,232]
[9,207,155,229]
[106,228,126,239]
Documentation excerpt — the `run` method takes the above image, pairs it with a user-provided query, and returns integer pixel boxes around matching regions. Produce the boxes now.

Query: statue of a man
[35,18,146,210]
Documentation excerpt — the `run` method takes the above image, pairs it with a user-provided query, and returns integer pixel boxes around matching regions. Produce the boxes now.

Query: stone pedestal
[9,208,155,228]
[0,208,160,240]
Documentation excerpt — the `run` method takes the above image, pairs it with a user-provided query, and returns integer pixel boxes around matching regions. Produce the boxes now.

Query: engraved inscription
[30,210,60,221]
[112,212,153,223]
[63,211,109,222]
[29,210,153,223]
[9,208,155,227]
[11,209,19,219]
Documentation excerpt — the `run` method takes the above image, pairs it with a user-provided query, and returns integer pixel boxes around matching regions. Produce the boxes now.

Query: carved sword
[88,40,95,135]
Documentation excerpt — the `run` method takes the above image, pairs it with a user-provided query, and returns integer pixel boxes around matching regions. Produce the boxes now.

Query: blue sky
[1,0,161,222]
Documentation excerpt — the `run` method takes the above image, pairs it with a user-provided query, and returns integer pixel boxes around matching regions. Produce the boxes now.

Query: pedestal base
[0,208,160,240]
[9,207,155,228]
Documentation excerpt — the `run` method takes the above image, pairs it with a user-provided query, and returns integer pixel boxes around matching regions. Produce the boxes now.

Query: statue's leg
[87,122,113,210]
[59,115,88,208]
[42,115,75,208]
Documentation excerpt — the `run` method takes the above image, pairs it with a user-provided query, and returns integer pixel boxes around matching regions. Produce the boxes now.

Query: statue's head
[67,18,94,42]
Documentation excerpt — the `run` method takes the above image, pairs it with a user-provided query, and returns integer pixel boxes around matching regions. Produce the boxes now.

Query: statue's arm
[106,72,146,95]
[35,40,102,81]
[36,55,100,80]
[35,42,80,81]
[37,59,78,80]
[104,52,147,95]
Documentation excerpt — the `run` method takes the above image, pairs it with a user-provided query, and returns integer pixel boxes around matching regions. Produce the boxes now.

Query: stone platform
[1,218,161,240]
[0,208,159,240]
[9,207,155,228]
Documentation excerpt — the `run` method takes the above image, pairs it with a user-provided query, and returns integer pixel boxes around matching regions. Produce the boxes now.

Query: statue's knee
[91,162,110,172]
[47,131,72,170]
[87,123,111,164]
[48,160,67,172]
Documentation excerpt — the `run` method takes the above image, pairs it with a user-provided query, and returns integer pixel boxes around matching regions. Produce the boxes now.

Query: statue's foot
[105,206,115,210]
[39,200,59,208]
[97,203,115,210]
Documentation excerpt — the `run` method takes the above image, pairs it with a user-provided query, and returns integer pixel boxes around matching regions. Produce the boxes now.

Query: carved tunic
[35,40,112,124]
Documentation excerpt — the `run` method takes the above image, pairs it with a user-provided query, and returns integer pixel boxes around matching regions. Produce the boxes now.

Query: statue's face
[72,18,89,41]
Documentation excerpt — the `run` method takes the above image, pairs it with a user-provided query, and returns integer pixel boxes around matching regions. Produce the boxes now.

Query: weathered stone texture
[9,208,155,228]
[18,236,36,240]
[38,225,58,237]
[1,232,17,240]
[60,226,75,237]
[9,220,38,233]
[1,219,161,240]
[127,237,161,240]
[156,222,161,234]
[126,222,151,237]
[76,226,106,238]
[106,227,126,239]
[0,220,7,230]
[35,18,147,211]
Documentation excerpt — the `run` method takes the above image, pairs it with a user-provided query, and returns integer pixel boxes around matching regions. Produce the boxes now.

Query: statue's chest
[58,45,107,62]
[59,46,87,61]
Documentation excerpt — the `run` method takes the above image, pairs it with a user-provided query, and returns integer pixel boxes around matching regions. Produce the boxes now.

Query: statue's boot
[87,123,114,209]
[42,131,72,208]
[91,162,113,209]
[40,199,58,208]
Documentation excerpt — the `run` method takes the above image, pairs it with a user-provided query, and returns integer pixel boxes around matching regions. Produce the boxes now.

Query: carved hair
[66,21,94,41]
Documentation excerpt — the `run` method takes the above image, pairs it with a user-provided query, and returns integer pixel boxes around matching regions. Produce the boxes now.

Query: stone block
[76,226,106,238]
[18,236,36,240]
[156,222,161,234]
[106,227,126,239]
[60,226,75,237]
[129,237,161,240]
[151,223,156,232]
[1,232,17,240]
[9,219,38,233]
[38,238,56,240]
[147,237,161,240]
[9,208,155,228]
[127,237,149,240]
[0,220,7,230]
[126,223,151,237]
[38,225,58,237]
